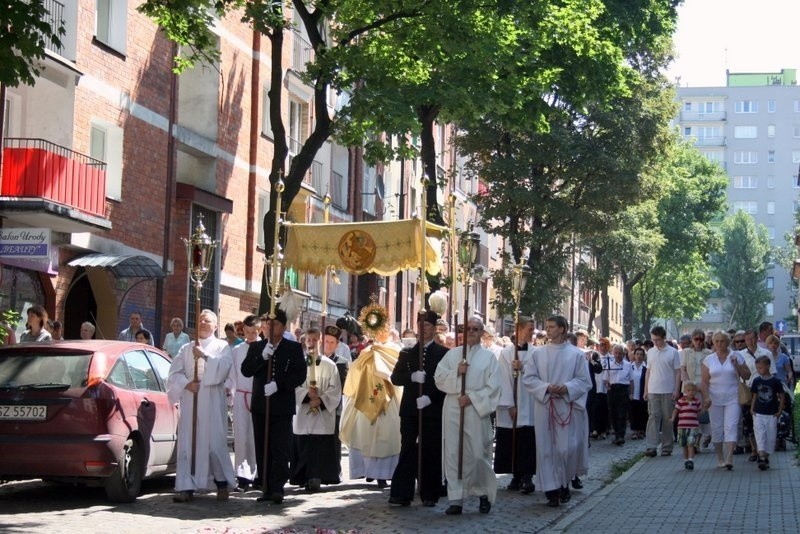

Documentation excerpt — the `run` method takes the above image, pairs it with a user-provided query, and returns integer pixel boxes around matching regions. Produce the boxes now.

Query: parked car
[0,340,178,502]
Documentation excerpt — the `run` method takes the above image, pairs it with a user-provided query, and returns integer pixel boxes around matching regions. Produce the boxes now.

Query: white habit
[434,344,501,504]
[522,341,592,494]
[167,336,237,492]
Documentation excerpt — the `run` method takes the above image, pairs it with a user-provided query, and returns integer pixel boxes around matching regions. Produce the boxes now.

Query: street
[1,439,797,533]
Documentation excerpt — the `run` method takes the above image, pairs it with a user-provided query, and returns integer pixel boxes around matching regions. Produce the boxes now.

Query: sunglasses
[733,339,745,344]
[466,327,482,333]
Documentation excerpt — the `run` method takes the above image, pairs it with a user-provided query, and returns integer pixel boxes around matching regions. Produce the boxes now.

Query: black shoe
[366,478,374,483]
[547,497,560,507]
[256,495,270,502]
[644,449,657,457]
[684,460,694,471]
[571,477,583,490]
[377,479,388,489]
[520,481,535,494]
[422,500,437,507]
[506,477,521,491]
[614,439,625,446]
[479,496,491,514]
[733,446,744,455]
[559,487,571,503]
[271,493,284,504]
[445,505,462,515]
[388,496,411,507]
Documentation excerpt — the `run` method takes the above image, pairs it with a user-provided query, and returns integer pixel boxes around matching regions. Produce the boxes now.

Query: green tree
[630,140,727,336]
[711,210,773,330]
[0,0,64,87]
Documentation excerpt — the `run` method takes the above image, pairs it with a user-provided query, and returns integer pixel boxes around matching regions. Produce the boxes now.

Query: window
[766,277,774,289]
[704,151,725,165]
[765,302,774,317]
[767,227,775,241]
[733,151,758,164]
[768,100,776,113]
[698,101,722,114]
[794,125,800,138]
[288,99,309,156]
[697,126,722,139]
[768,150,775,163]
[330,171,348,209]
[733,176,757,189]
[767,124,775,137]
[792,151,800,163]
[734,126,757,138]
[256,192,269,248]
[95,0,127,54]
[732,201,757,215]
[795,100,800,113]
[767,175,775,188]
[735,100,758,113]
[261,85,272,138]
[683,101,692,111]
[767,201,775,214]
[90,121,123,201]
[684,126,692,137]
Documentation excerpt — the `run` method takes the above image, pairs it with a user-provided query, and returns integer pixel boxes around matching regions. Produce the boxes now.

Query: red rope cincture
[548,395,573,430]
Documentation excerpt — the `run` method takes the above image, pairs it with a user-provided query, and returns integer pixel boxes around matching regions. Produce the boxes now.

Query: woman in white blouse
[701,331,751,470]
[163,317,190,358]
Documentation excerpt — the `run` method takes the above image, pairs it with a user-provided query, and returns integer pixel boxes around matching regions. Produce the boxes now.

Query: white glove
[262,342,274,360]
[416,395,432,409]
[263,381,278,397]
[411,370,426,384]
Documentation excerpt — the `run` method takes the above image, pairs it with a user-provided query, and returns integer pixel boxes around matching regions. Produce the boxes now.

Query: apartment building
[676,68,800,331]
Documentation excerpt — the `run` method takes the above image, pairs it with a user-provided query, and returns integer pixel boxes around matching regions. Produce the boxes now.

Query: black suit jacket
[241,337,306,417]
[391,341,448,419]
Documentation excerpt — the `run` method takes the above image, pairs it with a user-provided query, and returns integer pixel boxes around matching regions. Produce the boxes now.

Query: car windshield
[0,353,92,389]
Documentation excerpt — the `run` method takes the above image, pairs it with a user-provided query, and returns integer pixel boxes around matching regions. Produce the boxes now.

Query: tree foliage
[0,0,64,87]
[710,210,773,330]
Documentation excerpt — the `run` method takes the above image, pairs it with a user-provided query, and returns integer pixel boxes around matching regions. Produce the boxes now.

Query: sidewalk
[551,445,800,533]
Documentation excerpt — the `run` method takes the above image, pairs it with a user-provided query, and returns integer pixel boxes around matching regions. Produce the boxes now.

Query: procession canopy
[284,218,445,276]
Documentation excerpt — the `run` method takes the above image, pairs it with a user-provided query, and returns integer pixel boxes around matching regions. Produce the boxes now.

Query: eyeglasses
[466,327,482,333]
[733,339,745,344]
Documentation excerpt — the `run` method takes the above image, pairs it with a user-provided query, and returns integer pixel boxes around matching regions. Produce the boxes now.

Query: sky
[666,0,800,87]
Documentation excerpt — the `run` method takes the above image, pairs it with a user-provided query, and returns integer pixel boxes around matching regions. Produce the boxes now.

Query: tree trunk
[600,285,609,338]
[417,104,444,226]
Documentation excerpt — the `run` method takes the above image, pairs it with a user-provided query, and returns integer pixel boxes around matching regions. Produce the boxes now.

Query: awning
[283,217,445,276]
[67,254,166,279]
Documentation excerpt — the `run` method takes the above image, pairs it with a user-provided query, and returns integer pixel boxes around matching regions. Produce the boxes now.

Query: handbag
[737,378,752,405]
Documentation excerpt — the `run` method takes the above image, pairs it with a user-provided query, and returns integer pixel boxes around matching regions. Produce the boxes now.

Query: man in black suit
[241,308,306,504]
[388,310,449,507]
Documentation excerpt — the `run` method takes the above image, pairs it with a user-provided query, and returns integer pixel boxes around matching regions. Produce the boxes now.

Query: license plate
[0,405,47,420]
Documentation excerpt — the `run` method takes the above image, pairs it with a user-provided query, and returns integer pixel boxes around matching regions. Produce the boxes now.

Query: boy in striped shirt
[670,382,703,470]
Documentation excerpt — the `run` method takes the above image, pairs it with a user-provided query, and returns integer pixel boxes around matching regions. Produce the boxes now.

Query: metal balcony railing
[1,138,107,217]
[41,0,65,55]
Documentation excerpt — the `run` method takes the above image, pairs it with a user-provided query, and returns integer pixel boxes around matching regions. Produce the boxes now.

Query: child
[749,355,785,470]
[670,382,703,470]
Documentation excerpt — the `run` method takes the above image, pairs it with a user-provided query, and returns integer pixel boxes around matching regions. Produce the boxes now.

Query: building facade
[676,68,800,332]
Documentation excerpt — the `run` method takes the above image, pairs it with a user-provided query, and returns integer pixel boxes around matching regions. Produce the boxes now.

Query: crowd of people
[6,301,797,512]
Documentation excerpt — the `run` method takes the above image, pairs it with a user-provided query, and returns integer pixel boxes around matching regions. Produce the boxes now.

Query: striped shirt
[674,396,702,429]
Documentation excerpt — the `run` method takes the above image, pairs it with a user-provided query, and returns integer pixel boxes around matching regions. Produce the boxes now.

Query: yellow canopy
[284,218,444,276]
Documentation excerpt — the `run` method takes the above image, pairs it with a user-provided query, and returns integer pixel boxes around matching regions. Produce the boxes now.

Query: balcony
[680,110,727,122]
[292,32,314,74]
[693,136,726,147]
[1,138,111,232]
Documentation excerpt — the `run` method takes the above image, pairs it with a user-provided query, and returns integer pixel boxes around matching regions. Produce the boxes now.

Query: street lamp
[457,225,481,480]
[181,213,218,476]
[510,258,530,474]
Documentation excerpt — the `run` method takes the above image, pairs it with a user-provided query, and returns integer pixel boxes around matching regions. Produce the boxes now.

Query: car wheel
[104,438,143,502]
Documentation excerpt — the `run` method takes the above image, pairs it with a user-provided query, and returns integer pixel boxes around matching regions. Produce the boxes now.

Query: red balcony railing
[1,138,107,218]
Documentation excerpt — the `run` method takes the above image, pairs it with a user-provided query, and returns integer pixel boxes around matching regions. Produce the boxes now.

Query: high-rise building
[676,68,800,331]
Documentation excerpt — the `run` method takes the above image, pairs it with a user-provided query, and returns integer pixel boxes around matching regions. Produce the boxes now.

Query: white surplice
[434,344,501,504]
[522,341,591,494]
[294,356,342,435]
[227,340,256,482]
[496,344,535,428]
[167,336,237,492]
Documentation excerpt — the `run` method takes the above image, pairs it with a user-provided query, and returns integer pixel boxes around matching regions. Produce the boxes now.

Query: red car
[0,340,178,502]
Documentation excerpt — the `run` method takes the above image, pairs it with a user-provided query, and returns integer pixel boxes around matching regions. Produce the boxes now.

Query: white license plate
[0,405,47,420]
